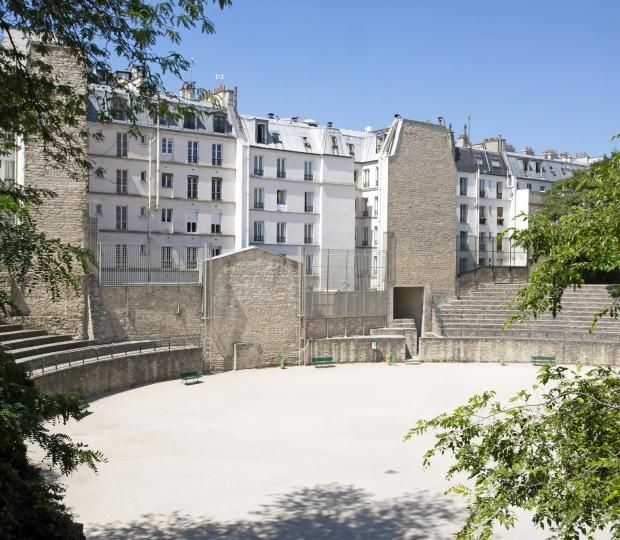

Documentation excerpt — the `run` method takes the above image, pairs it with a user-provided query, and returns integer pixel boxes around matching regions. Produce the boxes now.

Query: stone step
[0,323,24,333]
[0,329,48,342]
[444,329,620,341]
[9,340,97,360]
[1,334,74,351]
[440,312,620,323]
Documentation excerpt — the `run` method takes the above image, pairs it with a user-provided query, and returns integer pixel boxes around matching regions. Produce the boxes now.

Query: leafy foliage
[0,0,231,174]
[507,152,620,326]
[406,366,620,539]
[0,352,105,539]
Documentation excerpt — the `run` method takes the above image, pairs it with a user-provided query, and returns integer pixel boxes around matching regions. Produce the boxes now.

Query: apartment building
[86,81,240,271]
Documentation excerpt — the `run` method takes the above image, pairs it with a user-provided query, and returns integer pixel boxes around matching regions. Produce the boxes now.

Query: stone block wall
[388,120,457,300]
[306,335,406,364]
[305,316,387,339]
[33,347,202,399]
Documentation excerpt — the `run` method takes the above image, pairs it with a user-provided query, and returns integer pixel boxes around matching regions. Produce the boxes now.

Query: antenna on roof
[215,73,224,85]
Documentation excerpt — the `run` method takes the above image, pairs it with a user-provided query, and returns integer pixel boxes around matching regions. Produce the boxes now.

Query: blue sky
[165,0,618,156]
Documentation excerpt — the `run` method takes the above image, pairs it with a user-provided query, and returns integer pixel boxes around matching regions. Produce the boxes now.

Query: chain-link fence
[302,248,388,318]
[456,234,527,275]
[98,243,207,285]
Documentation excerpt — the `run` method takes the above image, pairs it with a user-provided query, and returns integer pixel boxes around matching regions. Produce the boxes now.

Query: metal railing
[456,234,527,275]
[98,243,206,286]
[27,334,201,376]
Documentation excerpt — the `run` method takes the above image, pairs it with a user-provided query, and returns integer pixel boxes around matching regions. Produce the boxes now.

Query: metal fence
[302,248,388,319]
[98,243,207,286]
[456,234,527,275]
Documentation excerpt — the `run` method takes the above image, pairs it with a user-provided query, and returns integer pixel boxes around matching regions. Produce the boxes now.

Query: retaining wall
[34,347,202,399]
[305,316,387,339]
[420,336,620,366]
[306,335,406,364]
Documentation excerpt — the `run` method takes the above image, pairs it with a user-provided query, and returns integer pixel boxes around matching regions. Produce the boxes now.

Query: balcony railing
[253,169,264,176]
[277,171,286,179]
[252,235,264,243]
[276,203,287,212]
[304,237,313,244]
[362,210,369,217]
[254,202,264,209]
[479,216,487,225]
[304,173,314,181]
[497,218,504,226]
[497,192,503,200]
[277,236,286,244]
[361,240,369,247]
[479,191,486,198]
[304,205,313,213]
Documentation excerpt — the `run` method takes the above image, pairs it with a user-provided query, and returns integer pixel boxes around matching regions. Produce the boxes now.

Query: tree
[0,2,232,536]
[409,148,620,539]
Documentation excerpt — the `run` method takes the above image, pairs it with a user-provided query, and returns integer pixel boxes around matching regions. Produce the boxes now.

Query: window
[210,247,221,257]
[304,192,313,212]
[304,161,313,181]
[161,246,173,269]
[535,161,541,174]
[115,244,127,268]
[253,221,264,242]
[188,141,198,164]
[253,155,263,176]
[539,185,546,192]
[187,175,198,199]
[497,206,504,226]
[459,204,468,223]
[526,183,532,190]
[110,98,127,121]
[277,222,286,243]
[139,134,147,145]
[186,247,197,268]
[116,169,127,194]
[496,181,503,199]
[115,205,127,230]
[272,132,281,144]
[161,173,173,189]
[140,244,149,256]
[373,226,379,246]
[479,206,487,224]
[496,236,503,252]
[302,136,311,150]
[459,258,468,274]
[211,213,222,234]
[475,155,484,166]
[186,211,198,233]
[372,255,378,277]
[256,122,267,143]
[3,161,15,181]
[161,208,173,223]
[161,137,173,154]
[347,143,355,157]
[479,179,486,198]
[211,177,222,200]
[373,196,379,217]
[331,136,338,155]
[375,166,379,187]
[479,232,486,252]
[376,134,385,153]
[353,170,358,184]
[139,206,147,218]
[491,158,501,168]
[362,198,369,217]
[183,113,196,130]
[363,169,369,188]
[140,170,147,183]
[305,254,313,275]
[277,189,287,210]
[304,223,313,244]
[362,227,369,247]
[95,203,103,216]
[211,143,222,166]
[254,187,264,209]
[116,132,127,157]
[277,158,286,178]
[214,114,226,134]
[459,177,468,196]
[460,230,468,250]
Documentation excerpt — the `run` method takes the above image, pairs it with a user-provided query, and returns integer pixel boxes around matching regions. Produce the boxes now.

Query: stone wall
[34,347,202,399]
[306,335,406,364]
[420,336,620,366]
[305,316,387,339]
[388,120,457,300]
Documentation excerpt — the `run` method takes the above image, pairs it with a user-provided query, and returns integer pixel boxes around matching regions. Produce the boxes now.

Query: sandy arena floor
[50,363,555,539]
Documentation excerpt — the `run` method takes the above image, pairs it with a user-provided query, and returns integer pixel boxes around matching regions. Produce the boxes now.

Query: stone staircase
[439,283,620,341]
[371,318,417,358]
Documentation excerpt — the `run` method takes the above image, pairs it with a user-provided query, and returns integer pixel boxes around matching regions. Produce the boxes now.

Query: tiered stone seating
[439,284,620,341]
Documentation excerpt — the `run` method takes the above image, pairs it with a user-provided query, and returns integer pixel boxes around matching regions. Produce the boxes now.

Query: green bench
[531,355,556,366]
[312,356,334,368]
[180,370,202,384]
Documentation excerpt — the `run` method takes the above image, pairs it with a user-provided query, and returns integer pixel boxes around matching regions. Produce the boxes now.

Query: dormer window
[491,158,501,168]
[331,136,338,155]
[183,113,196,130]
[272,131,281,144]
[256,122,267,144]
[347,143,355,157]
[110,97,128,121]
[214,114,226,133]
[302,136,311,150]
[376,134,385,152]
[475,155,484,166]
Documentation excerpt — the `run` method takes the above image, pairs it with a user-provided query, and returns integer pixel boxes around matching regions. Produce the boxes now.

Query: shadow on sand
[86,483,464,539]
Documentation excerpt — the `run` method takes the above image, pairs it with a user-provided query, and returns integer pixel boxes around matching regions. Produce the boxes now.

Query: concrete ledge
[33,346,202,399]
[419,336,620,366]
